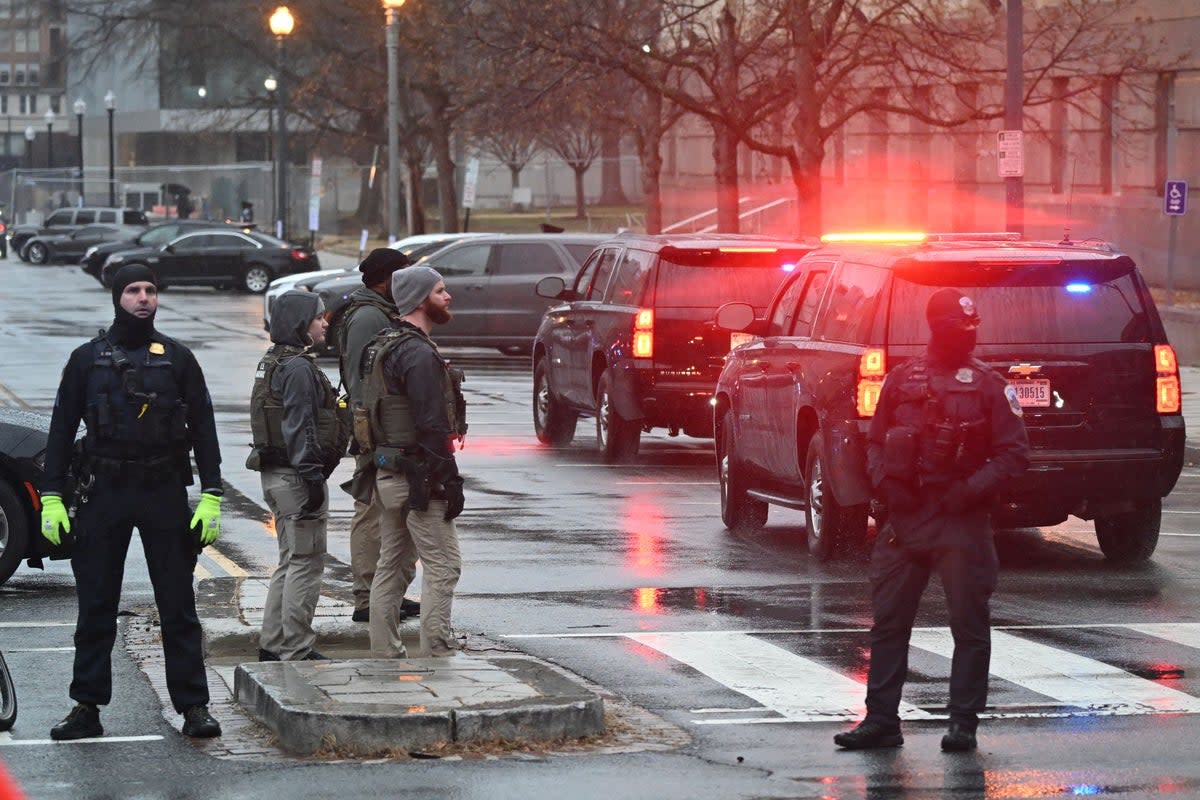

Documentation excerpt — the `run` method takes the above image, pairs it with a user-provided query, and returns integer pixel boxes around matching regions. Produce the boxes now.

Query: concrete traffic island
[234,655,605,756]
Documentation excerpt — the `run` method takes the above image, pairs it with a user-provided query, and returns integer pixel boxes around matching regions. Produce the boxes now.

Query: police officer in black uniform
[834,288,1029,753]
[40,264,224,741]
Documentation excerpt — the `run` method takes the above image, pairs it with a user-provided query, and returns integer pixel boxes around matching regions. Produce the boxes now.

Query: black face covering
[108,264,159,347]
[928,324,977,366]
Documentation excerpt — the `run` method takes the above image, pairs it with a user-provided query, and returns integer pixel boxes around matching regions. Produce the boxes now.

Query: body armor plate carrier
[247,345,352,471]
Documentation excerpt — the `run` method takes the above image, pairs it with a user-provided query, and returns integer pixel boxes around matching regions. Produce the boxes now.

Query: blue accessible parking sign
[1164,180,1188,215]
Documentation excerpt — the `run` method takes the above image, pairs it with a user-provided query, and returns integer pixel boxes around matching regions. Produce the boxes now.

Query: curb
[233,656,605,756]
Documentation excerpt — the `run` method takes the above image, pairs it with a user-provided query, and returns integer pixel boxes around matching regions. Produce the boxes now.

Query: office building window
[14,30,26,53]
[18,94,25,114]
[29,93,37,113]
[14,68,23,85]
[0,67,8,85]
[0,94,6,114]
[47,94,57,114]
[28,66,36,84]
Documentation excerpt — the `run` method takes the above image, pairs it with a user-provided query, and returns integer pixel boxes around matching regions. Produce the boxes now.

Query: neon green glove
[40,495,70,546]
[189,493,222,546]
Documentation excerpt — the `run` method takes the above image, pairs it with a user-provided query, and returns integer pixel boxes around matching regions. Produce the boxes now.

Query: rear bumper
[614,366,718,436]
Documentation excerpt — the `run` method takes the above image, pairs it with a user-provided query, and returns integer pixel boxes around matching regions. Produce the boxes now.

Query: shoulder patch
[1004,384,1024,417]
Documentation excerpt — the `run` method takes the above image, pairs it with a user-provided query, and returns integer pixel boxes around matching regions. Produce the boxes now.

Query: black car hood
[0,408,51,460]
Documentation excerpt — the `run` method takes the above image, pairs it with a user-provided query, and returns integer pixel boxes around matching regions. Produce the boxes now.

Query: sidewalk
[196,577,604,756]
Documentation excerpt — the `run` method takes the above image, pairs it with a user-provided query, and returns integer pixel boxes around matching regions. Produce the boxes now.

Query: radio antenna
[1060,157,1078,245]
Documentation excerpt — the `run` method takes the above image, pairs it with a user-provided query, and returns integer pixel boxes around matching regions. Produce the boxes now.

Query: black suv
[10,206,149,261]
[713,232,1185,564]
[532,234,816,461]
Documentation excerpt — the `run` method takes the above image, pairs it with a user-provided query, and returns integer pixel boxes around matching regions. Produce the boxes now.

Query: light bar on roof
[820,232,928,243]
[718,246,778,253]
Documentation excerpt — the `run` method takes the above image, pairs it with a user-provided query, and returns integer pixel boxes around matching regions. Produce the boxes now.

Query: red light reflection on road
[623,500,666,578]
[633,587,662,615]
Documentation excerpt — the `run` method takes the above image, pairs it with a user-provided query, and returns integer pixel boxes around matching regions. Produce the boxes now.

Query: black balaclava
[925,287,980,367]
[108,264,159,347]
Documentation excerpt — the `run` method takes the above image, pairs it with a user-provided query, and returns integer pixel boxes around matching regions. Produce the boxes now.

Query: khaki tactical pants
[260,467,327,660]
[349,454,384,612]
[369,467,461,658]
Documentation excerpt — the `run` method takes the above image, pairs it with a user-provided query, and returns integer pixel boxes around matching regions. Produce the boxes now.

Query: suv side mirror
[536,275,568,299]
[163,244,175,253]
[714,302,764,334]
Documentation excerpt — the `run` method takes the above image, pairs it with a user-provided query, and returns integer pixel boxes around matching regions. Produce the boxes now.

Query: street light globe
[264,76,277,93]
[269,5,295,37]
[104,90,116,111]
[24,126,34,142]
[381,0,407,8]
[74,98,87,116]
[44,109,55,126]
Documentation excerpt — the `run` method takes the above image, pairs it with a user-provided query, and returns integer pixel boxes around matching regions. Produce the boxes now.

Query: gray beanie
[391,265,444,316]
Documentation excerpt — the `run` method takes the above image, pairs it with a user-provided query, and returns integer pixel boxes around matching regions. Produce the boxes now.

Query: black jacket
[380,321,455,460]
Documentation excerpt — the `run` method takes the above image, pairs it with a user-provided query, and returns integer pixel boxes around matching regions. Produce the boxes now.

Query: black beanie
[111,263,159,308]
[925,288,980,332]
[108,264,159,347]
[359,248,411,286]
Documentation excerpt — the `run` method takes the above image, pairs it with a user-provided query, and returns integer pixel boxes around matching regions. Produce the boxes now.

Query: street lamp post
[269,6,294,241]
[105,91,116,206]
[264,76,276,221]
[74,98,86,204]
[383,0,407,244]
[23,125,34,170]
[44,109,55,169]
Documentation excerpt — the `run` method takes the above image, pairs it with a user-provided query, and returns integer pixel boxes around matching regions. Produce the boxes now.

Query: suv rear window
[888,260,1151,344]
[655,248,807,310]
[122,210,149,225]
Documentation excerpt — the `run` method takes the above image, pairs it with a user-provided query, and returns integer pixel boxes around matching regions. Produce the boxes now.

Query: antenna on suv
[1060,158,1079,245]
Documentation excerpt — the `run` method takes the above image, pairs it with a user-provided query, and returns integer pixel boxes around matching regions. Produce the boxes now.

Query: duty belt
[86,453,184,485]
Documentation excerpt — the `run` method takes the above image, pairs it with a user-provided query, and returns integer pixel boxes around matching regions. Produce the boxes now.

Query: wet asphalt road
[2,258,1200,799]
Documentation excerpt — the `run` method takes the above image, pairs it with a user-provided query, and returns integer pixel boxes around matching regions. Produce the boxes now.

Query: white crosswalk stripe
[598,623,1200,725]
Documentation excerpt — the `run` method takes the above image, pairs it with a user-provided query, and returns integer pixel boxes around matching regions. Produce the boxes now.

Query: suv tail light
[856,347,886,417]
[633,309,654,358]
[1155,344,1181,414]
[291,248,309,261]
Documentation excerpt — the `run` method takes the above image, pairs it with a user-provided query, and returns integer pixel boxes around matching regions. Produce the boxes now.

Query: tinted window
[123,210,149,225]
[768,269,819,336]
[820,263,887,344]
[792,271,829,336]
[573,250,603,295]
[888,260,1150,344]
[74,210,96,224]
[97,210,116,223]
[589,248,621,300]
[428,243,490,277]
[141,226,181,246]
[170,234,208,250]
[210,233,256,249]
[655,249,807,311]
[73,225,114,238]
[496,243,563,276]
[564,244,597,266]
[407,239,457,261]
[604,249,653,305]
[45,210,72,226]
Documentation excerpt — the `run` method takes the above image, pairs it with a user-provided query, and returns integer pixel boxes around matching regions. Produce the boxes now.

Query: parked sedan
[313,233,605,355]
[82,220,251,286]
[23,224,145,265]
[0,408,61,586]
[102,230,319,293]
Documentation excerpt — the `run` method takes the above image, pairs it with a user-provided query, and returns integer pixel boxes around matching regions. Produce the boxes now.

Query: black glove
[943,481,973,514]
[301,479,326,516]
[879,478,919,513]
[443,476,465,521]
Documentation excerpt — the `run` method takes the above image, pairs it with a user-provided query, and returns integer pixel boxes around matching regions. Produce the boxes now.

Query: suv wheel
[718,412,768,532]
[25,241,48,264]
[0,480,30,586]
[243,264,272,293]
[533,359,577,446]
[803,431,867,562]
[595,368,639,463]
[1094,499,1161,564]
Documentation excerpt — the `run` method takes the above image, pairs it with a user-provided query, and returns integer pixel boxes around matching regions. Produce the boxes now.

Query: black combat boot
[833,720,903,750]
[181,705,222,738]
[400,598,421,617]
[258,648,280,662]
[50,703,103,740]
[941,722,978,752]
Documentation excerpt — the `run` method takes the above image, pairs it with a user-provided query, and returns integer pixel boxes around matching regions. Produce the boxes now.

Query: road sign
[462,157,480,209]
[1165,180,1188,216]
[997,130,1024,178]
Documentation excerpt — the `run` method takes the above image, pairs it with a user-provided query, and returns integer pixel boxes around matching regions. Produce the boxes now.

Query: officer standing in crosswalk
[835,288,1029,752]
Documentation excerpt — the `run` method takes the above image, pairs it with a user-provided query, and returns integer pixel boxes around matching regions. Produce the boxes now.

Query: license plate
[730,332,756,349]
[1008,379,1051,407]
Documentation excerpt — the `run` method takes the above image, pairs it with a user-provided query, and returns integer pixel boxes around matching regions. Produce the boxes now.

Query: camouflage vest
[357,326,466,451]
[247,345,352,471]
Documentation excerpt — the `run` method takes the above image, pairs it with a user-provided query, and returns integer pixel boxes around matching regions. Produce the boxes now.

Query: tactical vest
[83,334,190,461]
[888,358,990,484]
[333,291,403,368]
[247,345,352,471]
[358,326,466,451]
